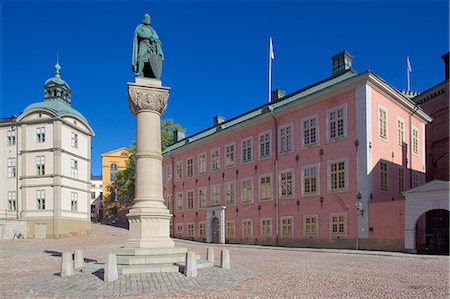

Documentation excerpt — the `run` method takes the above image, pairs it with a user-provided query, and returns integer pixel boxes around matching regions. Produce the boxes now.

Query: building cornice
[19,182,91,193]
[19,147,92,163]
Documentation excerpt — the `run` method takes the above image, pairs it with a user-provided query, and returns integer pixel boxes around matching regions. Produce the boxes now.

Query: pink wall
[368,200,404,238]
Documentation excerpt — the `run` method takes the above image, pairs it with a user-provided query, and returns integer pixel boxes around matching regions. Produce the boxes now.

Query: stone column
[126,78,174,248]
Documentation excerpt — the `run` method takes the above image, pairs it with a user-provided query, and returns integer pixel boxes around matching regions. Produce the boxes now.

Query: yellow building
[100,147,130,218]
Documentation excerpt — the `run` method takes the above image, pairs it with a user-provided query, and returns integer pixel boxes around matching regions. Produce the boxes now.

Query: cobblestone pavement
[1,224,449,298]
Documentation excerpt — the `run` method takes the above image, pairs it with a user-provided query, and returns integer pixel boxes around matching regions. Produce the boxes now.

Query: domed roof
[44,63,71,90]
[23,100,88,122]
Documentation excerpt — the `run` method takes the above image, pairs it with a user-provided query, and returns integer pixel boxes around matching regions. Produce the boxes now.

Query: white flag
[407,56,412,73]
[270,37,275,60]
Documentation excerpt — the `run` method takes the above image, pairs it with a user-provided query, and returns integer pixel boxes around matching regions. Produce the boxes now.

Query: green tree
[112,119,185,205]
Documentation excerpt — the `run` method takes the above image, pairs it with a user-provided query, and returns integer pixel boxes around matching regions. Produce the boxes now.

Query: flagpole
[268,37,273,103]
[407,56,411,91]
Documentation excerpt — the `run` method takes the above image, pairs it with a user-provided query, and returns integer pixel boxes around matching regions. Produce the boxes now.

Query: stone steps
[113,247,188,256]
[97,253,201,265]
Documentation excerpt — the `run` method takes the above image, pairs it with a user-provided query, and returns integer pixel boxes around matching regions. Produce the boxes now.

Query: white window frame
[186,189,195,210]
[380,160,388,191]
[397,117,405,148]
[412,126,419,155]
[279,168,294,199]
[37,190,45,210]
[175,160,183,180]
[242,219,253,239]
[328,158,348,193]
[259,173,272,201]
[198,152,207,174]
[176,223,184,234]
[301,163,320,196]
[281,216,294,237]
[199,221,206,238]
[71,192,78,211]
[329,212,347,236]
[398,167,405,194]
[241,177,254,203]
[166,194,173,213]
[301,114,319,148]
[71,132,78,148]
[225,181,236,205]
[210,147,220,172]
[260,217,272,237]
[71,159,78,179]
[36,127,46,143]
[224,142,235,168]
[166,164,173,182]
[378,105,388,141]
[187,222,195,237]
[7,191,16,211]
[326,103,347,142]
[226,220,235,239]
[7,157,16,178]
[304,215,319,237]
[186,157,194,178]
[176,192,183,211]
[36,155,45,176]
[7,129,15,146]
[211,184,221,205]
[278,123,294,154]
[198,187,207,208]
[241,137,253,163]
[258,130,272,160]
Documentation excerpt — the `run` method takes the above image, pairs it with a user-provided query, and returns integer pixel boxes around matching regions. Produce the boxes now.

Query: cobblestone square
[0,224,448,298]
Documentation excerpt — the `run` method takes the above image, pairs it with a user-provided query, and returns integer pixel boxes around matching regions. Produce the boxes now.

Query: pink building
[162,51,431,251]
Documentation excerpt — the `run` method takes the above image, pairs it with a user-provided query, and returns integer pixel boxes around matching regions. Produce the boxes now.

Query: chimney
[331,51,353,75]
[173,129,186,143]
[213,115,225,126]
[442,52,449,81]
[271,89,285,101]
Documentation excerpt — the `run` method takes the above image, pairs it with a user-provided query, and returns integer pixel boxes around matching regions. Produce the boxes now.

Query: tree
[111,119,185,205]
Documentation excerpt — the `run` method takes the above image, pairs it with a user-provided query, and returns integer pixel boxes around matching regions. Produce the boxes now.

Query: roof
[23,99,87,122]
[91,175,102,181]
[101,147,130,157]
[402,180,450,195]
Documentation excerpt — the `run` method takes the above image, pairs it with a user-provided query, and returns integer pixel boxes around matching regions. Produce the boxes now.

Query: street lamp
[356,192,364,217]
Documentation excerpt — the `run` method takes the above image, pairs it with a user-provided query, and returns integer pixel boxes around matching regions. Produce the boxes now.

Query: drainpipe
[409,105,420,188]
[169,151,175,236]
[269,107,279,246]
[14,124,19,220]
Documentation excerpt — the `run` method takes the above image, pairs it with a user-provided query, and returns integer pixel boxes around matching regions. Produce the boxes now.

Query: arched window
[110,163,118,181]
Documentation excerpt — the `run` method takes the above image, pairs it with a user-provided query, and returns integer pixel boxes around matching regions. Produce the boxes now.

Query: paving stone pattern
[1,224,448,298]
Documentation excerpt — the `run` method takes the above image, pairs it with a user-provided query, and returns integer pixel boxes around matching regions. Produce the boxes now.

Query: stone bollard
[60,252,74,277]
[104,253,119,282]
[220,249,230,270]
[184,251,198,277]
[207,247,214,265]
[74,250,84,269]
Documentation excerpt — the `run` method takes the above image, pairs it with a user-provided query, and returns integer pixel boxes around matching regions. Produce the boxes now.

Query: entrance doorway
[415,209,449,254]
[212,217,220,243]
[35,223,47,239]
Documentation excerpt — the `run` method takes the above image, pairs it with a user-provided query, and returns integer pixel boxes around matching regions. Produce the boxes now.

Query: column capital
[128,81,170,115]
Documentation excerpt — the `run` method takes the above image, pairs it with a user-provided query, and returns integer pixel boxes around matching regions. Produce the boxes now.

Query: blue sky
[1,0,448,175]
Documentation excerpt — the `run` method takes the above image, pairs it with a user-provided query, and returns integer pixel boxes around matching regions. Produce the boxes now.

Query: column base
[126,215,174,248]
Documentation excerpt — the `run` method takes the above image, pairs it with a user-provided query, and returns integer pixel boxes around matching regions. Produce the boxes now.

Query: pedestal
[126,77,174,248]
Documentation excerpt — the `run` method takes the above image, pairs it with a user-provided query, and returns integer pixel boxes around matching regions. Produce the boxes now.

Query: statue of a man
[132,13,164,79]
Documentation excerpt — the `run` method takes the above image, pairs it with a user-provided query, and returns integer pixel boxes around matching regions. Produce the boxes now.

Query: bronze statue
[132,14,164,79]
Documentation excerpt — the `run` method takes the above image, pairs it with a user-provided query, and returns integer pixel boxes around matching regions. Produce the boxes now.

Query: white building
[90,175,103,222]
[0,63,94,239]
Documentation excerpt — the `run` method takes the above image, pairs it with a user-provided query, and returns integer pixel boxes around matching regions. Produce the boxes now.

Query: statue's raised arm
[132,13,164,79]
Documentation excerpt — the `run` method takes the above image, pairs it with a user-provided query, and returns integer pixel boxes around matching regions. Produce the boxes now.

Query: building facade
[90,175,102,222]
[0,64,94,239]
[162,51,431,251]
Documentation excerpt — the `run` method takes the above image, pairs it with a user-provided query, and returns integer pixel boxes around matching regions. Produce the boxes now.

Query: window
[327,105,346,141]
[71,159,78,178]
[380,161,388,191]
[378,107,387,140]
[7,158,16,178]
[166,164,172,182]
[304,215,318,236]
[281,217,293,236]
[330,213,346,236]
[302,115,318,146]
[279,124,293,153]
[280,169,294,198]
[241,137,253,163]
[329,159,347,192]
[260,218,272,237]
[186,157,194,177]
[397,118,404,147]
[37,190,45,210]
[242,219,253,238]
[36,156,45,176]
[210,184,221,205]
[8,191,16,211]
[302,165,319,195]
[412,128,419,155]
[225,143,235,167]
[226,221,235,238]
[210,148,220,171]
[225,181,235,204]
[259,130,271,159]
[71,132,78,148]
[176,161,183,180]
[199,222,206,238]
[176,224,183,234]
[198,187,207,208]
[198,153,206,174]
[166,194,173,213]
[187,223,195,237]
[412,173,419,188]
[71,192,78,211]
[398,167,404,193]
[187,190,194,209]
[110,163,118,181]
[176,192,183,211]
[259,174,272,201]
[7,129,15,146]
[110,188,118,202]
[241,178,253,203]
[36,127,45,143]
